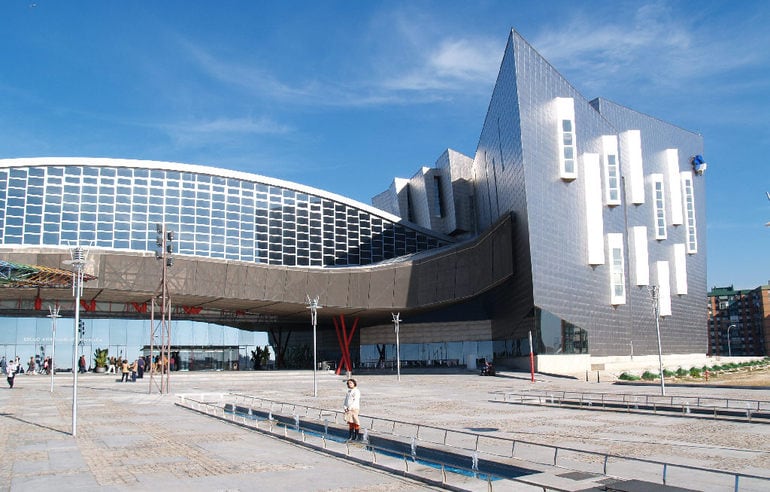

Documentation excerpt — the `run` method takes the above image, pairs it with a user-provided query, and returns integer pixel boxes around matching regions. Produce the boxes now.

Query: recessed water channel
[223,403,536,482]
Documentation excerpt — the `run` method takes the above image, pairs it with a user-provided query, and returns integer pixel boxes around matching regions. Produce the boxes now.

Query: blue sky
[1,0,768,290]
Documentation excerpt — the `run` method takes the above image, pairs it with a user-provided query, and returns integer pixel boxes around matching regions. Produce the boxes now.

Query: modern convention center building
[0,29,707,375]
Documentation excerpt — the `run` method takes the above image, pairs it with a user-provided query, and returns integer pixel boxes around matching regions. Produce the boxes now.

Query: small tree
[94,348,109,370]
[251,345,271,370]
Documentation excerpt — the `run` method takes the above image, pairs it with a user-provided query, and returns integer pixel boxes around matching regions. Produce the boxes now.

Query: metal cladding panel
[98,254,160,292]
[368,268,396,309]
[414,258,439,305]
[262,268,287,302]
[245,264,268,300]
[223,263,250,299]
[321,270,351,308]
[393,265,413,307]
[469,30,705,356]
[453,252,475,299]
[347,271,370,307]
[188,260,226,297]
[283,269,308,304]
[432,253,457,303]
[592,98,706,356]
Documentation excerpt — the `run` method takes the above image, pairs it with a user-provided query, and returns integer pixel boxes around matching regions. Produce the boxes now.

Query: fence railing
[178,392,770,492]
[491,389,770,422]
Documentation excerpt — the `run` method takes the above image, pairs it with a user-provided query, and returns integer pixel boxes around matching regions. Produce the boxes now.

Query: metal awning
[0,259,97,288]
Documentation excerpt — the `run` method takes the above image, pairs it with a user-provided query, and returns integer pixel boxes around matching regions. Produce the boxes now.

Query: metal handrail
[181,393,770,491]
[491,390,770,422]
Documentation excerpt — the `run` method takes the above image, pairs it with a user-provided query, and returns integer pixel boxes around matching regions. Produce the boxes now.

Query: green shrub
[710,364,722,371]
[618,372,640,381]
[663,369,675,377]
[675,367,688,377]
[689,367,701,377]
[641,370,658,381]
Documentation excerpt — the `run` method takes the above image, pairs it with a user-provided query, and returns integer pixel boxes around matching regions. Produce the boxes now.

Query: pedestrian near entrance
[343,378,361,441]
[136,356,145,379]
[6,359,17,388]
[120,359,130,382]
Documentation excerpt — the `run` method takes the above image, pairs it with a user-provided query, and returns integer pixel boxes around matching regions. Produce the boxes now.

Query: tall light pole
[392,313,401,382]
[63,246,87,437]
[650,285,665,396]
[150,224,174,394]
[727,324,735,357]
[47,303,61,393]
[307,295,320,397]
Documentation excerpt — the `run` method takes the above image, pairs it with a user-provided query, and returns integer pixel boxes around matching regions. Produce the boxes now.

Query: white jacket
[343,387,360,410]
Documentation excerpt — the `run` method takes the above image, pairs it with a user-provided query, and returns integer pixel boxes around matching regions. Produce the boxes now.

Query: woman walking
[343,378,361,441]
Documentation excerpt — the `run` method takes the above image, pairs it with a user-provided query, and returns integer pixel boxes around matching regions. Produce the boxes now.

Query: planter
[95,366,107,373]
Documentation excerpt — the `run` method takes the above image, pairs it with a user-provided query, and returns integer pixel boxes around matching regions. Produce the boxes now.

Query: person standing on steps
[343,378,361,441]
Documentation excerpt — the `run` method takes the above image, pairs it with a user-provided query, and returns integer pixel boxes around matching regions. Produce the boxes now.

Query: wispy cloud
[161,116,293,147]
[531,2,767,95]
[381,37,501,92]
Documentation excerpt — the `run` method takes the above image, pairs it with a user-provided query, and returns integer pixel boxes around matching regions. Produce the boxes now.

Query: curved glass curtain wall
[0,164,450,266]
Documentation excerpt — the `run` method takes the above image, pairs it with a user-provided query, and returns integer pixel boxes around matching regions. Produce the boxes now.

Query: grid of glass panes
[0,165,448,266]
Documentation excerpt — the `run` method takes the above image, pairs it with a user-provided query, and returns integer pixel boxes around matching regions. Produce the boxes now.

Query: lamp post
[307,295,320,397]
[392,313,401,382]
[47,304,61,393]
[727,324,735,357]
[63,246,87,437]
[150,224,174,394]
[650,285,665,396]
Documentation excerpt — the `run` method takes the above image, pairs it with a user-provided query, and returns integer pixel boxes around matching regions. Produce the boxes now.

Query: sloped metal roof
[0,259,97,288]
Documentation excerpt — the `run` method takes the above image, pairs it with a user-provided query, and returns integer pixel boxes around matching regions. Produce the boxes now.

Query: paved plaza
[1,368,769,491]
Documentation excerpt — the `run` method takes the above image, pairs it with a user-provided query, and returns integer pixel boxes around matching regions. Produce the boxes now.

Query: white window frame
[554,98,577,180]
[680,171,697,253]
[608,233,626,305]
[601,135,621,206]
[651,174,666,240]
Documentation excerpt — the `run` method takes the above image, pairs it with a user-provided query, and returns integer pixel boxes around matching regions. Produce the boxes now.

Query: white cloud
[161,116,293,147]
[531,2,766,94]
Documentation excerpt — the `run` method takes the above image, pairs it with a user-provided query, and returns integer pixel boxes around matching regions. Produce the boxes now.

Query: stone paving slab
[2,369,770,491]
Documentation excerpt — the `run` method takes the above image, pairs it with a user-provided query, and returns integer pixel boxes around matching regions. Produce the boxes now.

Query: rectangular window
[651,174,666,239]
[554,97,577,180]
[432,176,444,217]
[601,135,621,206]
[680,172,697,253]
[608,233,626,305]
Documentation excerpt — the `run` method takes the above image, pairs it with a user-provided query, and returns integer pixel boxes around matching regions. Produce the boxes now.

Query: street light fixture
[392,313,401,382]
[307,295,320,397]
[649,285,665,396]
[63,246,88,437]
[47,304,61,393]
[727,324,736,357]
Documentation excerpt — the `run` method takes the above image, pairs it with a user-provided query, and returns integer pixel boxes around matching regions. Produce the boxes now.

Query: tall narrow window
[651,174,666,239]
[432,176,444,218]
[554,97,577,180]
[601,135,621,206]
[608,233,626,305]
[680,172,697,253]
